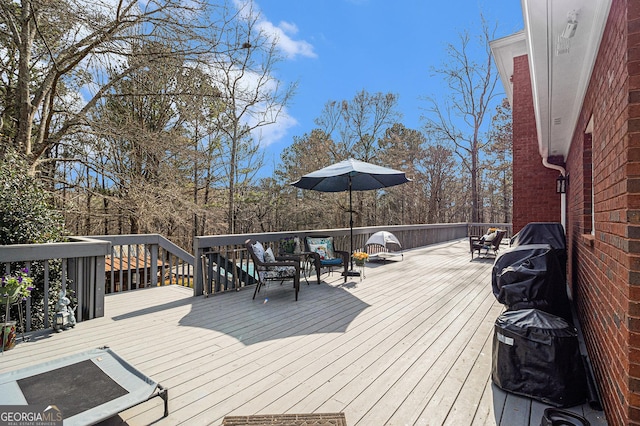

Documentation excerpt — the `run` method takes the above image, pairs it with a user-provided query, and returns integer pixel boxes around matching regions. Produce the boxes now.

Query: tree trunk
[227,133,236,235]
[85,166,91,233]
[15,0,37,159]
[471,149,479,223]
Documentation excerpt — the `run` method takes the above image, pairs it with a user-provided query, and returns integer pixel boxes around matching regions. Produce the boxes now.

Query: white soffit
[522,0,611,159]
[490,31,527,107]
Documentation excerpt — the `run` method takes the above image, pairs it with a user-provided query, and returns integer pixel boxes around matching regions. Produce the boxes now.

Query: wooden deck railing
[87,234,195,292]
[0,236,110,330]
[0,234,194,331]
[193,223,470,297]
[0,223,512,331]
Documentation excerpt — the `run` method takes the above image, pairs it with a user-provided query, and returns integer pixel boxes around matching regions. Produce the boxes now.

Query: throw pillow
[264,247,276,263]
[306,237,336,259]
[482,231,497,242]
[251,241,265,262]
[308,243,330,260]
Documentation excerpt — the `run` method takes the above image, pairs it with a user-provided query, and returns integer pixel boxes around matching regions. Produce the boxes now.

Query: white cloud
[255,110,298,147]
[222,1,313,147]
[234,0,316,59]
[257,20,316,59]
[200,61,296,147]
[278,21,298,35]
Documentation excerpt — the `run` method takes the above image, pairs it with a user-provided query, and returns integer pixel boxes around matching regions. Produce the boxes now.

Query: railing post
[94,255,105,318]
[67,257,81,321]
[108,247,114,293]
[43,261,50,329]
[150,245,158,287]
[193,237,204,296]
[68,256,101,322]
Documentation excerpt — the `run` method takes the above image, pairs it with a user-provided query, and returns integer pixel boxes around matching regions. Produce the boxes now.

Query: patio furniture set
[246,231,405,301]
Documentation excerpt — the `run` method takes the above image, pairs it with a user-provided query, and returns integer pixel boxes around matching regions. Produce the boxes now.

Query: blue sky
[244,0,524,170]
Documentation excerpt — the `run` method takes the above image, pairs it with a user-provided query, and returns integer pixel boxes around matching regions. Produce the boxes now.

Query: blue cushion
[320,258,342,266]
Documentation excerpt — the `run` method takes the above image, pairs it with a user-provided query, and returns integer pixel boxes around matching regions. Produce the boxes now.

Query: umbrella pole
[345,175,360,277]
[350,177,354,271]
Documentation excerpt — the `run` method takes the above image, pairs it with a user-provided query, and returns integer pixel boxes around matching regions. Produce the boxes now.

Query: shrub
[0,151,67,329]
[0,152,64,244]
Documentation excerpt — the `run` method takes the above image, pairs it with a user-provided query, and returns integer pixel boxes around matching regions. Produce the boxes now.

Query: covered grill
[492,309,587,407]
[492,243,571,322]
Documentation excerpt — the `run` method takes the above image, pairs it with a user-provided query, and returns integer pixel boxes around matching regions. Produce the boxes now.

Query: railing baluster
[160,246,166,287]
[118,245,124,292]
[207,252,214,294]
[143,245,148,288]
[215,252,222,293]
[230,249,236,291]
[169,253,174,285]
[151,244,158,287]
[25,261,31,332]
[43,261,49,329]
[240,250,247,289]
[127,244,132,290]
[109,247,114,293]
[134,244,140,289]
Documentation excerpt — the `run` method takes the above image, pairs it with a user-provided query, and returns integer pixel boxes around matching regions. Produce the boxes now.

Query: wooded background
[0,0,512,251]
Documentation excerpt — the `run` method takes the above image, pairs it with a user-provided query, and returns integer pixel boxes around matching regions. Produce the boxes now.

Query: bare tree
[83,41,197,240]
[485,98,513,223]
[0,0,217,174]
[421,144,457,223]
[422,17,500,222]
[276,129,339,230]
[315,90,401,162]
[378,123,425,224]
[205,0,297,234]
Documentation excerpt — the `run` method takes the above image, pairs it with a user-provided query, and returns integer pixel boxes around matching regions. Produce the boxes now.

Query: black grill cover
[511,222,566,249]
[511,222,567,277]
[492,244,572,322]
[492,309,587,407]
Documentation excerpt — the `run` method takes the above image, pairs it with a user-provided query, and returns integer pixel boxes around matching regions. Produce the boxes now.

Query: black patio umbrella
[291,158,411,275]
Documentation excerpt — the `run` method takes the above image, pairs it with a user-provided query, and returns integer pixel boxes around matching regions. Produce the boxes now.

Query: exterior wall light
[556,174,567,194]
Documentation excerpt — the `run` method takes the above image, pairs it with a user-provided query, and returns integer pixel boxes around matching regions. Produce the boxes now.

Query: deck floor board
[1,239,607,425]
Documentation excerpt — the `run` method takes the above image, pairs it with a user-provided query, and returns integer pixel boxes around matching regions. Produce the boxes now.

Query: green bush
[0,152,64,244]
[0,151,67,329]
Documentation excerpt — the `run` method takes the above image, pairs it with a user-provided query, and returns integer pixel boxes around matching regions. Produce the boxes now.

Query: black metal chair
[304,236,349,283]
[245,239,301,301]
[470,229,506,259]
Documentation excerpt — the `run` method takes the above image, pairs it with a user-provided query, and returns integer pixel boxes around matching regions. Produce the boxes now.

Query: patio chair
[470,229,506,259]
[245,239,301,301]
[304,236,349,283]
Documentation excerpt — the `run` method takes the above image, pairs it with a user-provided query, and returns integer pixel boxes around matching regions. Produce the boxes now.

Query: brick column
[511,54,562,234]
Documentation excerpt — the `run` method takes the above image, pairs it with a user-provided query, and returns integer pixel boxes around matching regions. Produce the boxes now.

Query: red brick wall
[511,55,562,234]
[565,0,635,424]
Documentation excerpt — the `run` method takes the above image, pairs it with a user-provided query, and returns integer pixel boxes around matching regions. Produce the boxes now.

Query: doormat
[222,412,347,426]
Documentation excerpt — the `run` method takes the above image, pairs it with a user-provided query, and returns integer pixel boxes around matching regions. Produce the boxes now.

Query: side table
[283,252,314,285]
[355,261,365,280]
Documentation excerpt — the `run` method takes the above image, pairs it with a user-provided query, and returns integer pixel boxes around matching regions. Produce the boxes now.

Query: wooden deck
[1,239,607,425]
